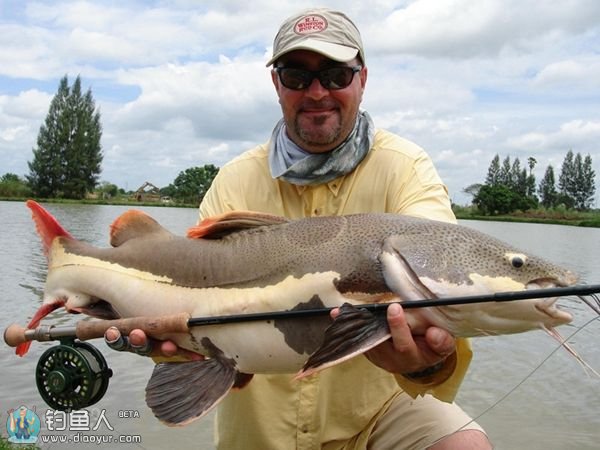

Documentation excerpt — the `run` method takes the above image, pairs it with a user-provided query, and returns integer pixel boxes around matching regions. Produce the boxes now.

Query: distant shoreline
[0,196,197,208]
[454,210,600,228]
[3,197,599,228]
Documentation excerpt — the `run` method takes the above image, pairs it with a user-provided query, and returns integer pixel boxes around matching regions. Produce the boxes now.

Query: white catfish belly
[45,265,354,373]
[190,322,318,373]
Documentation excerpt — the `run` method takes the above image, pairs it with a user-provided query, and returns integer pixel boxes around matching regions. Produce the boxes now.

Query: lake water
[0,201,598,449]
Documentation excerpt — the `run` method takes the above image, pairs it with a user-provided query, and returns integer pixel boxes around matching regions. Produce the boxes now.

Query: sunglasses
[274,65,362,91]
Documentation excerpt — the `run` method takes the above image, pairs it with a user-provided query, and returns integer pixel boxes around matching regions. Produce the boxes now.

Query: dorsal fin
[110,210,172,247]
[187,211,289,239]
[26,200,73,257]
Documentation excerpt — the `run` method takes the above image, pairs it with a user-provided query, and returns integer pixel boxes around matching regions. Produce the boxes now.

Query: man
[108,8,491,449]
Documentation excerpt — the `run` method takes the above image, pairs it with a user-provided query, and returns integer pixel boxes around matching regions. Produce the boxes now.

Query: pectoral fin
[296,303,391,378]
[145,358,237,426]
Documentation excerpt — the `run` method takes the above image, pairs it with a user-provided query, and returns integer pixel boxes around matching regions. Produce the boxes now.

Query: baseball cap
[266,8,365,67]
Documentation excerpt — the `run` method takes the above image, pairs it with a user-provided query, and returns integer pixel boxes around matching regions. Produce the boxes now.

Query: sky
[1,0,599,205]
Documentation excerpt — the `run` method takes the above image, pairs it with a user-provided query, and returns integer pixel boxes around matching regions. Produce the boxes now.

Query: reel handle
[4,312,191,347]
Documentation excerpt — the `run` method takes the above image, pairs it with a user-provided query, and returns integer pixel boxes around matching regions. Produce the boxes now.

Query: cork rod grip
[4,312,191,347]
[75,313,192,340]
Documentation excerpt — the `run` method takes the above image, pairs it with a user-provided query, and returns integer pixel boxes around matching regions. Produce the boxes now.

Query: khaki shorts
[324,392,485,450]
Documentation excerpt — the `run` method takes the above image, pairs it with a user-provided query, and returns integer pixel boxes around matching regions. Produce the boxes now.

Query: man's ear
[360,66,368,91]
[271,69,281,92]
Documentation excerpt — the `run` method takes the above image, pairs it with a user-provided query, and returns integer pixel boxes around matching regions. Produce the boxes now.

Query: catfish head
[379,221,578,337]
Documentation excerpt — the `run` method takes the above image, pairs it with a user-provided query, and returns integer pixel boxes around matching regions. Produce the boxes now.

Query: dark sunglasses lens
[319,67,355,89]
[278,67,358,90]
[279,69,312,90]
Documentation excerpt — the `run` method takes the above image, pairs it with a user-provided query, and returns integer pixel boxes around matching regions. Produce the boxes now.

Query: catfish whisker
[543,325,600,378]
[578,295,600,316]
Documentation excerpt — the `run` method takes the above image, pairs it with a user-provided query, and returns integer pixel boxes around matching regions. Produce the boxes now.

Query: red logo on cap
[294,14,328,35]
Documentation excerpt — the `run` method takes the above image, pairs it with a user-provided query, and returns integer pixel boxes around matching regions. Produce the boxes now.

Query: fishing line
[456,313,599,433]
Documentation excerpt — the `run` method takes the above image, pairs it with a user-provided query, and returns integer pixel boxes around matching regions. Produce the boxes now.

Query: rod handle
[75,313,191,341]
[3,313,191,347]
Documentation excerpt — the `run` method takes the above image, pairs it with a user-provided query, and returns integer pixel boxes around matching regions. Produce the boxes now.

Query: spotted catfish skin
[20,200,577,425]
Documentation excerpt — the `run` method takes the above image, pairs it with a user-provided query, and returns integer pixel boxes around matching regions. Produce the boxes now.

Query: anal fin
[145,358,237,426]
[296,303,391,379]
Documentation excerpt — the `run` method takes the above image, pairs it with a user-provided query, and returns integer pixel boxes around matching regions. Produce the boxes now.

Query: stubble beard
[293,113,342,149]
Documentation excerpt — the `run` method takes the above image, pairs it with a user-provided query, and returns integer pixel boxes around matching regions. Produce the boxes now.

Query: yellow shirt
[200,129,472,449]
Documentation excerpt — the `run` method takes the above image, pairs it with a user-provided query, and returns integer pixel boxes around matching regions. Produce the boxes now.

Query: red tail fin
[15,300,65,356]
[26,200,73,256]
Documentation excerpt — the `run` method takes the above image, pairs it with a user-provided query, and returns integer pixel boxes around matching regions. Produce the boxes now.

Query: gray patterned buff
[268,110,375,186]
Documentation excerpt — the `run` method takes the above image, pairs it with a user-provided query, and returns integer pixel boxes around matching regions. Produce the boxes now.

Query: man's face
[271,50,367,154]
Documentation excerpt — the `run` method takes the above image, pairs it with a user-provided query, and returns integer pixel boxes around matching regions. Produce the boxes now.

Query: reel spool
[35,340,112,411]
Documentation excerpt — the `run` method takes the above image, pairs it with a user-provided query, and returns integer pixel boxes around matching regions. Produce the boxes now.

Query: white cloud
[508,120,600,153]
[533,58,600,89]
[0,0,599,204]
[367,0,600,58]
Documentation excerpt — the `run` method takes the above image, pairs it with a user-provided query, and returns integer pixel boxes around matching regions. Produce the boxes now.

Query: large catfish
[17,200,580,425]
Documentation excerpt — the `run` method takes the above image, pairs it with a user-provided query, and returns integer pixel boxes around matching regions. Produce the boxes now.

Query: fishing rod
[188,283,600,326]
[5,284,600,347]
[3,283,600,413]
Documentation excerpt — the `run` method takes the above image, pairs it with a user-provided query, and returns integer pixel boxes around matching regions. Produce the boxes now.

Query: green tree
[477,154,538,214]
[538,165,558,208]
[558,150,576,200]
[97,181,119,199]
[527,157,537,176]
[473,184,536,215]
[462,183,482,201]
[166,164,219,205]
[485,154,500,186]
[27,75,102,199]
[0,173,32,197]
[573,153,596,210]
[511,158,529,195]
[558,150,596,210]
[499,156,512,187]
[525,157,538,200]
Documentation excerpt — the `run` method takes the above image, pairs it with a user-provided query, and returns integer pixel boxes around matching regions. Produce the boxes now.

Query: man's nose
[304,76,329,100]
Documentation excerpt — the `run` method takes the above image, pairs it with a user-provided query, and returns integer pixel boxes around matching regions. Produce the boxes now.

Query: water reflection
[0,202,597,450]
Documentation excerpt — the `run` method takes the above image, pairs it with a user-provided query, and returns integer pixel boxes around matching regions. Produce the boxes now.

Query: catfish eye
[505,252,527,268]
[511,256,524,268]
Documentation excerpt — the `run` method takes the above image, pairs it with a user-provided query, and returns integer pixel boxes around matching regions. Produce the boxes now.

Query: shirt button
[313,208,320,216]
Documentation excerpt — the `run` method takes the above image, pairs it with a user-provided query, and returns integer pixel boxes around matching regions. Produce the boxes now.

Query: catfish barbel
[12,200,593,426]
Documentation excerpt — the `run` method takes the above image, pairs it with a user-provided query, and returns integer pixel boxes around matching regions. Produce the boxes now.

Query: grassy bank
[453,205,600,228]
[0,435,38,450]
[0,196,197,209]
[3,197,600,228]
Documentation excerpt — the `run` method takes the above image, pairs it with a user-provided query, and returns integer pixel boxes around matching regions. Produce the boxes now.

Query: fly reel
[35,340,112,411]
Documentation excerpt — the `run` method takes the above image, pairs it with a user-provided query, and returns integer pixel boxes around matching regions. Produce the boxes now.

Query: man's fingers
[104,327,151,356]
[387,303,420,357]
[129,329,153,356]
[105,326,204,361]
[159,340,182,357]
[105,326,130,352]
[330,307,340,319]
[425,327,455,358]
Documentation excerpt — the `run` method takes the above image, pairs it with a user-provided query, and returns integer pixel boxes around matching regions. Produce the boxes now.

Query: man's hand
[104,327,203,361]
[333,303,456,375]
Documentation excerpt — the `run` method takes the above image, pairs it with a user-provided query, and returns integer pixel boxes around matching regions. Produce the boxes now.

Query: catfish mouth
[526,278,564,290]
[68,299,120,320]
[527,279,573,323]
